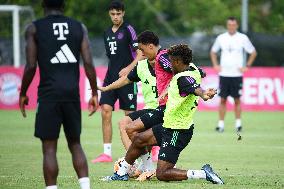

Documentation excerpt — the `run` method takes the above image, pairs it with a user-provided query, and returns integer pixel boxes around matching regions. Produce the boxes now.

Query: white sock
[187,170,206,179]
[46,186,57,189]
[235,119,241,128]
[104,143,111,156]
[117,160,131,176]
[140,152,154,171]
[79,177,90,189]
[218,120,224,129]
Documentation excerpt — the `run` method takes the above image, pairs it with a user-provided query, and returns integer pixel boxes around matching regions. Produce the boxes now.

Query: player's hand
[239,66,248,73]
[202,88,217,101]
[119,67,131,77]
[213,65,221,72]
[136,49,146,61]
[88,95,98,116]
[157,92,167,103]
[19,95,29,117]
[97,86,107,92]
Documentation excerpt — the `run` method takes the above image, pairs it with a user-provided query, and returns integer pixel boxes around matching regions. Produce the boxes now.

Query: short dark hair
[137,30,159,46]
[43,0,65,9]
[108,0,125,11]
[168,44,192,65]
[227,16,238,22]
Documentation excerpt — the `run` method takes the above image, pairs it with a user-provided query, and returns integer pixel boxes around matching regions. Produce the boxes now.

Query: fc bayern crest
[0,73,21,105]
[128,93,133,100]
[117,32,124,40]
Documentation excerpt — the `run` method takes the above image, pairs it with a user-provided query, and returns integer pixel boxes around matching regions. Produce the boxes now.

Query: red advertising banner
[0,66,283,111]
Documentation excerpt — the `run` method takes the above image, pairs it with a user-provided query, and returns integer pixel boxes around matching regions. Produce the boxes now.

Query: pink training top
[155,49,174,106]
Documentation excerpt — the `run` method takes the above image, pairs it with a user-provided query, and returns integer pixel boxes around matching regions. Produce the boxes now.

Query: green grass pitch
[0,110,283,189]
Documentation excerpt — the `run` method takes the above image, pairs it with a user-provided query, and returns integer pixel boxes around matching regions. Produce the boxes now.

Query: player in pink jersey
[125,31,173,144]
[111,31,173,171]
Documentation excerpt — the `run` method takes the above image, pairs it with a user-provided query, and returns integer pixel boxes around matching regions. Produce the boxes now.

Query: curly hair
[168,44,192,65]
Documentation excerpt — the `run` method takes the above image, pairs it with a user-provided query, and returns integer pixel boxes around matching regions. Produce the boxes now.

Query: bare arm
[118,49,144,77]
[81,24,98,116]
[210,51,221,72]
[194,87,217,101]
[19,23,37,117]
[240,50,257,72]
[247,50,257,67]
[99,75,132,92]
[157,83,169,102]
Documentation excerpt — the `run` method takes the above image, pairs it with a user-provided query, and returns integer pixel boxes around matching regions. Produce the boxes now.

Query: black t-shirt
[127,61,155,82]
[177,66,206,97]
[104,22,138,82]
[34,15,83,102]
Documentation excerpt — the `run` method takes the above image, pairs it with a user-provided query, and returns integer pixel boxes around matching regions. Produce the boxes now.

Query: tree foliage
[1,0,283,37]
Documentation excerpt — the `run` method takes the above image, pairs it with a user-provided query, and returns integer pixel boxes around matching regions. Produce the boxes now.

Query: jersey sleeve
[243,35,255,54]
[127,65,141,82]
[197,66,206,78]
[103,31,110,58]
[158,53,172,73]
[126,24,138,50]
[211,36,221,53]
[177,76,200,97]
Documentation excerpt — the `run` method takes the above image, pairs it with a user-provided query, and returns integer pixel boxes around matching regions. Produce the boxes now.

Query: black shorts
[140,105,166,129]
[99,82,137,111]
[153,124,194,164]
[219,76,243,98]
[35,101,81,140]
[128,109,154,121]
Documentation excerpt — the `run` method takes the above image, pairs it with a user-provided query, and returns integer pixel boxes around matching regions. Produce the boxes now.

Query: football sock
[218,120,224,129]
[235,119,241,128]
[140,152,154,171]
[117,160,131,176]
[103,143,111,156]
[187,170,206,179]
[46,186,57,189]
[79,177,90,189]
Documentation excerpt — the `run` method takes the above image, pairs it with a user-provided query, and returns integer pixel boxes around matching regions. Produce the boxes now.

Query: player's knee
[234,98,241,105]
[126,125,135,138]
[101,106,112,118]
[66,138,81,150]
[118,118,129,131]
[132,133,146,148]
[220,98,227,104]
[43,146,56,155]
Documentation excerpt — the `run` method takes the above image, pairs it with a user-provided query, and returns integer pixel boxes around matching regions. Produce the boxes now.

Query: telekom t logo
[53,23,69,40]
[109,41,117,54]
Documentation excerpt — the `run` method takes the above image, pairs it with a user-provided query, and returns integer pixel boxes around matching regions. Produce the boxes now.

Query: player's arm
[119,49,143,77]
[157,84,169,102]
[159,53,172,73]
[210,37,221,72]
[119,24,144,77]
[194,88,217,101]
[99,64,140,92]
[81,24,98,116]
[99,75,132,92]
[246,50,257,67]
[177,76,216,101]
[240,36,257,72]
[19,23,37,118]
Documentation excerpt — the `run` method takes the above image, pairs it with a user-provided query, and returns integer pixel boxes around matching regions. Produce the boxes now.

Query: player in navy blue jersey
[19,0,98,188]
[92,0,143,163]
